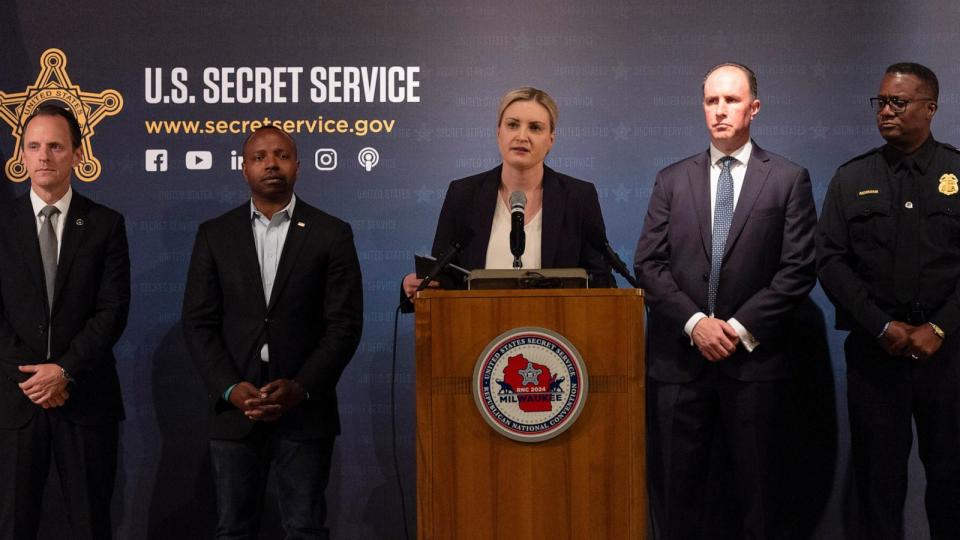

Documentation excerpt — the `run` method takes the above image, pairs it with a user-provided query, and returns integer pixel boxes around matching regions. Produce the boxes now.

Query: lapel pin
[297,221,305,228]
[75,218,84,226]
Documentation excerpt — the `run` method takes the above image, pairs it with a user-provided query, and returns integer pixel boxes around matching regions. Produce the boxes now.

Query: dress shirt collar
[30,185,72,218]
[250,194,296,222]
[709,139,753,167]
[882,135,937,175]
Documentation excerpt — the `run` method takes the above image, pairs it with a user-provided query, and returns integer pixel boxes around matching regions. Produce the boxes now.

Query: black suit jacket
[182,198,363,440]
[431,164,613,282]
[634,144,817,383]
[0,191,130,428]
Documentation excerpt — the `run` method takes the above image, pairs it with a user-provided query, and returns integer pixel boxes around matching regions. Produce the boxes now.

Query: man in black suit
[634,63,817,538]
[182,125,362,539]
[0,105,130,539]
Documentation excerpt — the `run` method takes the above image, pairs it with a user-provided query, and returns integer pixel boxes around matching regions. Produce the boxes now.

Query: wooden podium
[415,288,647,538]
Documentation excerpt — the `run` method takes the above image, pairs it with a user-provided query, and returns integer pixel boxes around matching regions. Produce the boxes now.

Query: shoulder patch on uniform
[838,147,882,168]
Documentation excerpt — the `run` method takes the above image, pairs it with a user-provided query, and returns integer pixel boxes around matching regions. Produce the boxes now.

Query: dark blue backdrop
[3,1,958,537]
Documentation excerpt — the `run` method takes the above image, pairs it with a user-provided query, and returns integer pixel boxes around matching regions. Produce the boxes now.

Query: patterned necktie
[708,156,735,315]
[39,205,60,310]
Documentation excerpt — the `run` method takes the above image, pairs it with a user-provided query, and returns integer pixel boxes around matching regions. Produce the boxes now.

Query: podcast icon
[358,147,379,172]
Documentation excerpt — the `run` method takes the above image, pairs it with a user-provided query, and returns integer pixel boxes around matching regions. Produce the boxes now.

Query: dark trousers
[845,332,960,540]
[209,426,335,540]
[0,410,118,540]
[648,366,786,540]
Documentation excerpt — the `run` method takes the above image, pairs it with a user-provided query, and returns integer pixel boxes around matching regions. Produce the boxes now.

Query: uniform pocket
[925,197,960,252]
[845,200,894,251]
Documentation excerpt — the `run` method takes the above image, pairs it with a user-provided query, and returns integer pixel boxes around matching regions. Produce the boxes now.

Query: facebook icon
[145,149,168,172]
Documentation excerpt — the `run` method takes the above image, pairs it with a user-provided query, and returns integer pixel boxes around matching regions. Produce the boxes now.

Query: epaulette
[940,142,960,154]
[838,146,882,168]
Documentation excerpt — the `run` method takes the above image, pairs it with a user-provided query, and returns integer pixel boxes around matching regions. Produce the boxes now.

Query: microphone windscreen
[509,191,526,212]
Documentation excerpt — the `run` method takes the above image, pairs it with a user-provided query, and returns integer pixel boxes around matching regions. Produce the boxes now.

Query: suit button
[38,324,45,335]
[702,273,709,281]
[264,318,271,324]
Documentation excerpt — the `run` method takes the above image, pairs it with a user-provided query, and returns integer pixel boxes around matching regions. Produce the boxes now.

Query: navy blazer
[182,198,363,440]
[431,164,613,283]
[0,192,130,428]
[634,144,817,383]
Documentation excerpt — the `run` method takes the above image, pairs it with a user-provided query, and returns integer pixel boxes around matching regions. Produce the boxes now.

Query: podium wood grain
[415,289,647,539]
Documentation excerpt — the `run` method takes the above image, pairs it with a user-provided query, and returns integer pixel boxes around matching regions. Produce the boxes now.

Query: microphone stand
[602,241,639,288]
[417,240,464,292]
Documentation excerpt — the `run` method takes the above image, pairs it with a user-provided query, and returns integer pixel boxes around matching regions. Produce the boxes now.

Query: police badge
[939,173,959,195]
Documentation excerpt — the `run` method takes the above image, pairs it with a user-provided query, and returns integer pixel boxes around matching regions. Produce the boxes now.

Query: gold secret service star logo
[0,48,123,183]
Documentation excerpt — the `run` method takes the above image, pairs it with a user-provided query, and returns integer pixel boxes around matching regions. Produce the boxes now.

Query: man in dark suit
[182,125,363,539]
[634,63,817,538]
[0,105,130,539]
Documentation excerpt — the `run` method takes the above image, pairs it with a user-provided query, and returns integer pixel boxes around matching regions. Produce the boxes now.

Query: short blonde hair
[497,87,559,133]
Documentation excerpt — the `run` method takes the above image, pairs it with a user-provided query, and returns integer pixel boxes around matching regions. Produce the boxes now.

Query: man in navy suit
[183,126,363,539]
[634,63,817,538]
[0,105,130,539]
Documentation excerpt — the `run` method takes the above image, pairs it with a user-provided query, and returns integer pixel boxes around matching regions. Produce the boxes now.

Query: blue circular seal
[473,326,589,442]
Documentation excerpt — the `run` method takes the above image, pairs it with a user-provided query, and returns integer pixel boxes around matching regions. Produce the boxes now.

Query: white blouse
[484,194,542,269]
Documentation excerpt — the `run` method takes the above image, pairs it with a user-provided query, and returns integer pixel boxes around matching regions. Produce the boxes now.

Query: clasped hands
[229,379,306,422]
[18,363,70,409]
[879,321,943,360]
[691,317,741,362]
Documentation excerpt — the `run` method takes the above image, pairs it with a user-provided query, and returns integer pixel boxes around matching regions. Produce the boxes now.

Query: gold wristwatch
[929,322,945,340]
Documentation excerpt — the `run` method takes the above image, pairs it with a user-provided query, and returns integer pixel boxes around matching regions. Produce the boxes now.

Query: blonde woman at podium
[402,86,614,307]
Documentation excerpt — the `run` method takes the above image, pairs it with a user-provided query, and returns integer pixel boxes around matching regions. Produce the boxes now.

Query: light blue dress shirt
[222,195,296,401]
[251,194,296,362]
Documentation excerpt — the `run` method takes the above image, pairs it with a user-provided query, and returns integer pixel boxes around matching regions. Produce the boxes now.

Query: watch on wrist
[60,366,75,383]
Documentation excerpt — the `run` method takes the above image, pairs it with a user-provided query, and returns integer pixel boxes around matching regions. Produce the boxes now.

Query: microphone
[584,215,639,288]
[509,191,526,269]
[417,239,465,292]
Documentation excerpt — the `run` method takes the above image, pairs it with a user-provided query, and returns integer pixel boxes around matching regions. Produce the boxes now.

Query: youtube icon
[185,150,213,170]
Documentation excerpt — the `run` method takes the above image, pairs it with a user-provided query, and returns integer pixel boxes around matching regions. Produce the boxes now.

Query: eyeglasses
[870,96,936,114]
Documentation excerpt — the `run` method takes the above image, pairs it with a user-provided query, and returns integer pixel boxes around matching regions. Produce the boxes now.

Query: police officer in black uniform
[817,62,960,539]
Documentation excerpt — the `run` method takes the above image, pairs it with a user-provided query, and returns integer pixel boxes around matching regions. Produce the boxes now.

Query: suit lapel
[12,196,45,300]
[266,202,309,312]
[230,204,268,312]
[540,166,564,267]
[688,150,713,259]
[722,144,771,260]
[465,169,499,268]
[52,193,90,312]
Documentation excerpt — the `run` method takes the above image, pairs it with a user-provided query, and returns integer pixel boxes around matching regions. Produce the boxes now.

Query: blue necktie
[708,156,735,315]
